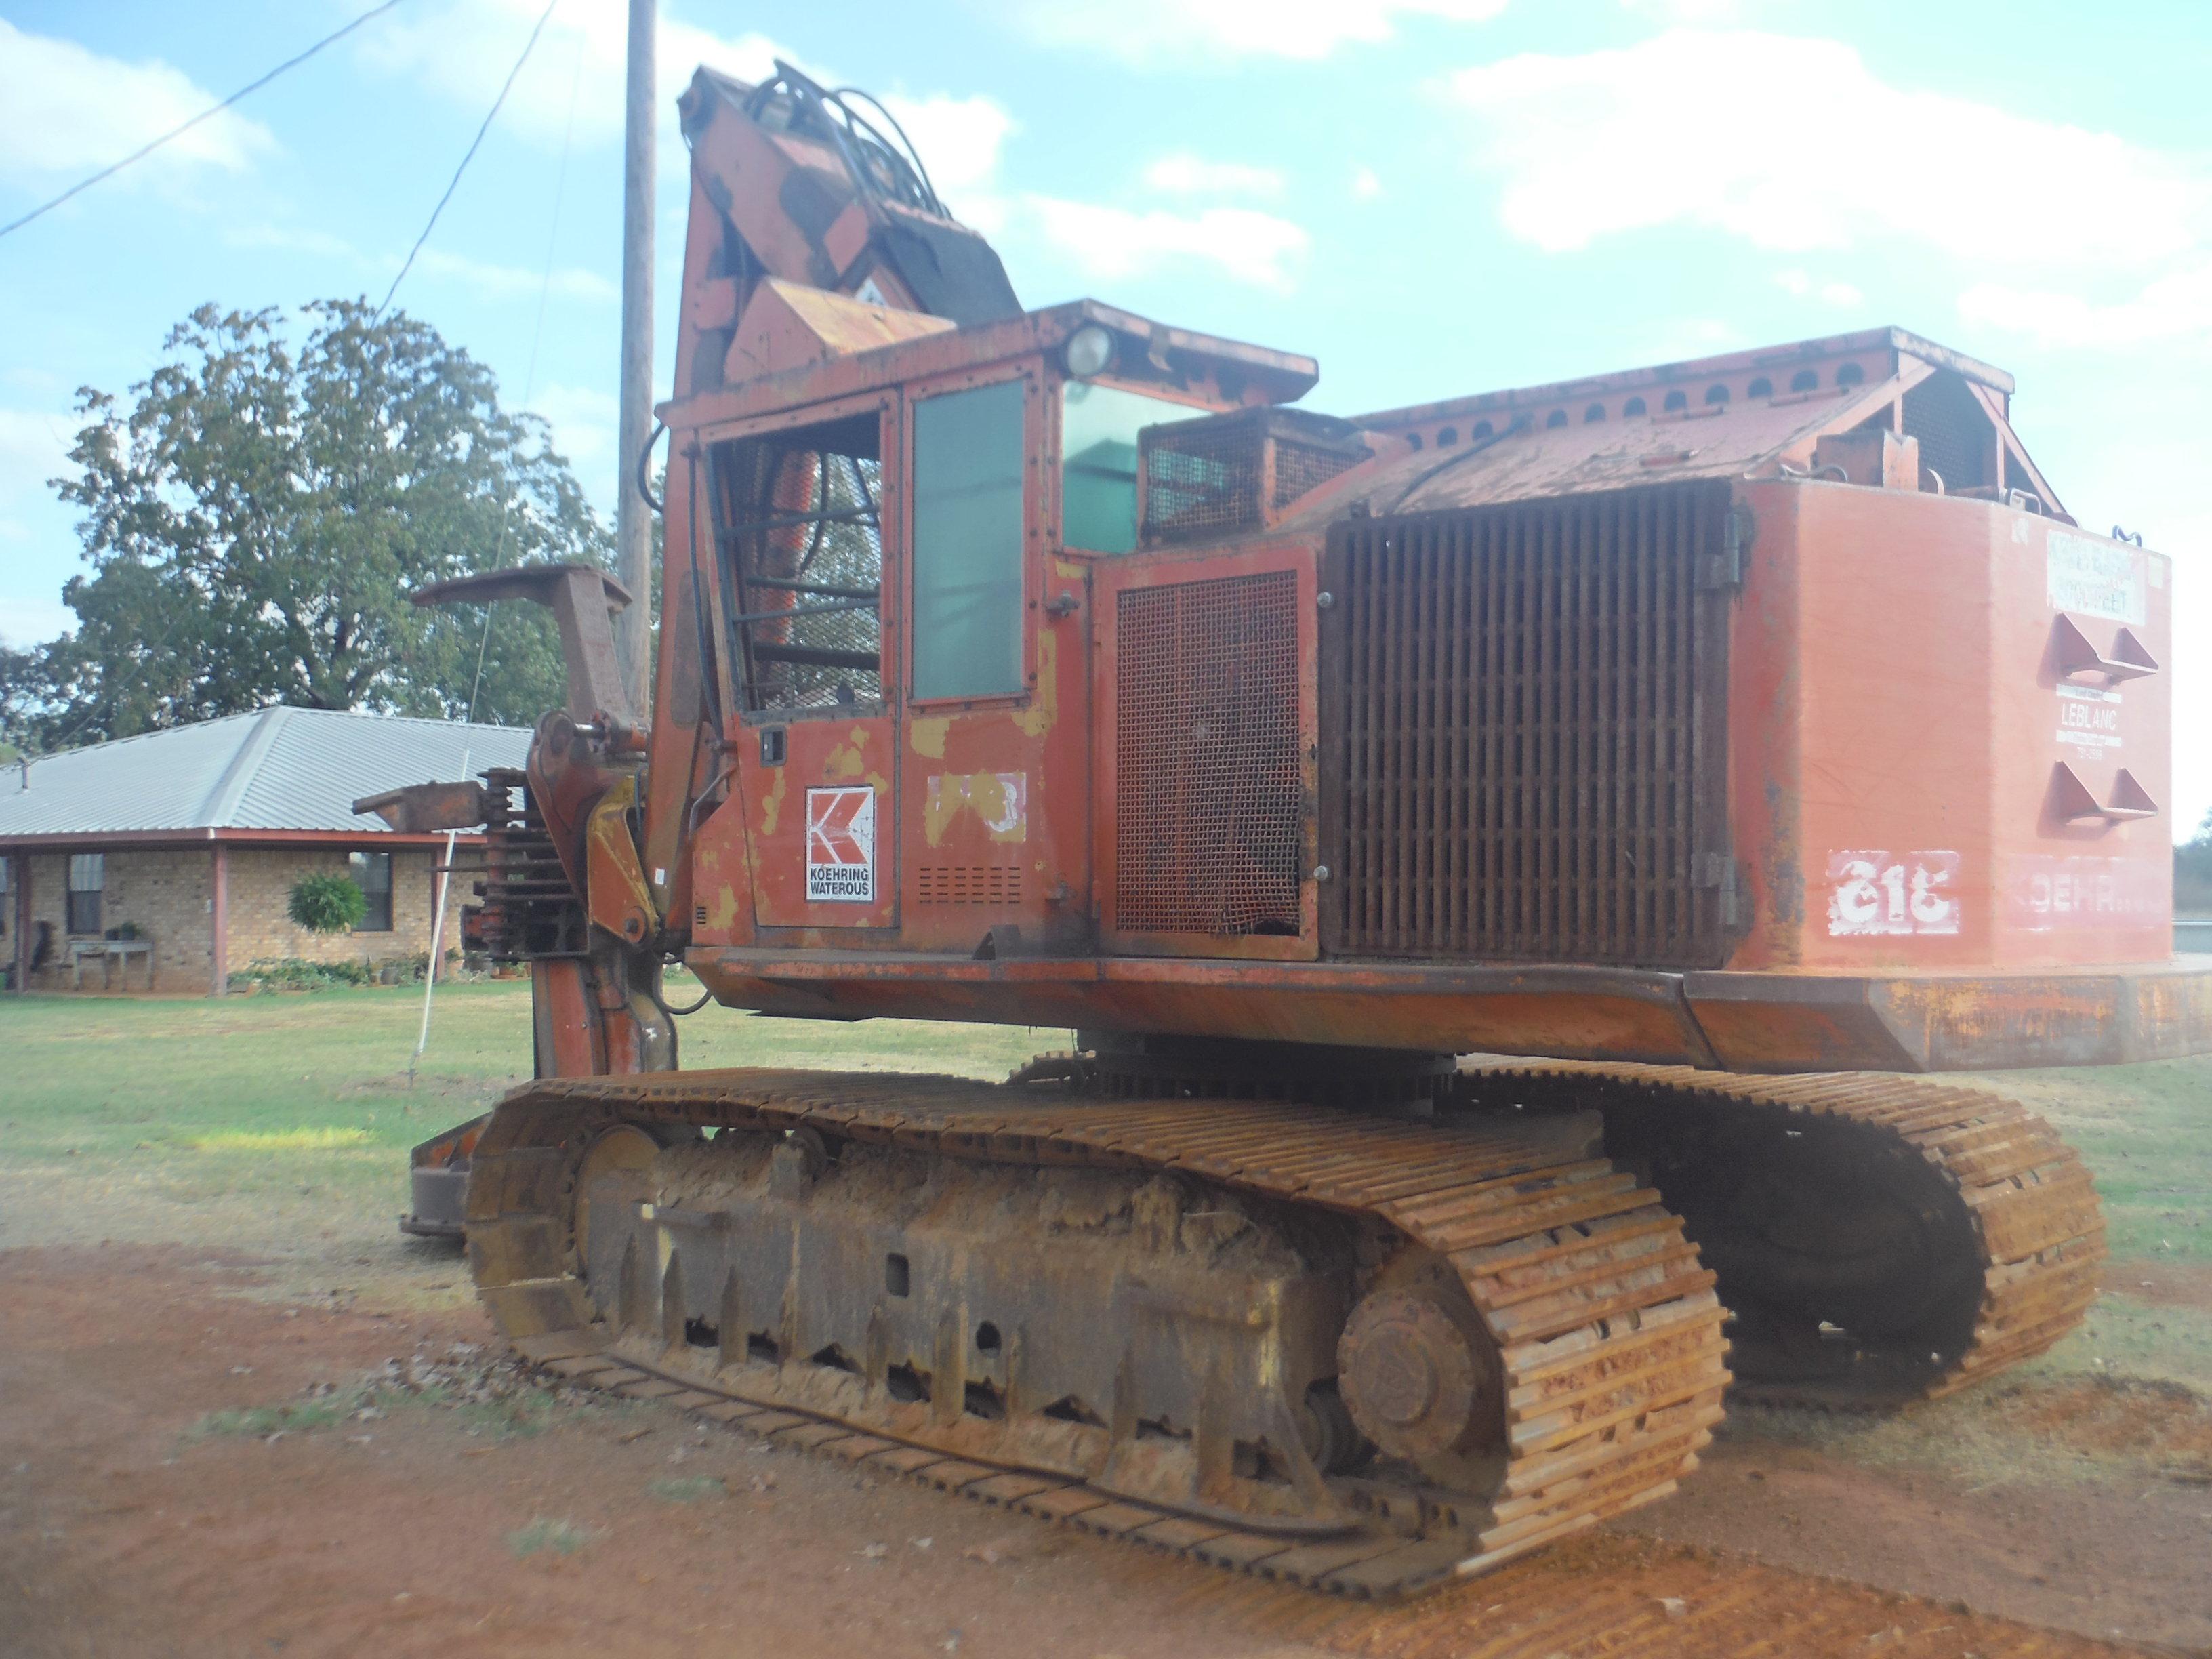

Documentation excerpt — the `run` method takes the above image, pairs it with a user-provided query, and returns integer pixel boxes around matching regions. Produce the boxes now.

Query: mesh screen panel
[1143,426,1263,541]
[1322,483,1729,968]
[1115,571,1303,937]
[1273,440,1363,508]
[1902,373,1990,493]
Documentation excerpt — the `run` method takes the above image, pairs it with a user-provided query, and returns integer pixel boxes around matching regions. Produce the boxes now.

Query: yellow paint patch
[707,883,739,932]
[1053,558,1085,581]
[909,716,950,759]
[823,726,871,781]
[1012,629,1059,739]
[759,766,787,836]
[924,772,1028,846]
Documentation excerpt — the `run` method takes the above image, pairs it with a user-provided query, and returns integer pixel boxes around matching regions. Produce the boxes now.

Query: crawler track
[1455,1064,2106,1407]
[466,1068,1730,1599]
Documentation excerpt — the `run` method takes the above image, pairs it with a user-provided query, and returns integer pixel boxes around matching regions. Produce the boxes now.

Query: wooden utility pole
[615,0,655,714]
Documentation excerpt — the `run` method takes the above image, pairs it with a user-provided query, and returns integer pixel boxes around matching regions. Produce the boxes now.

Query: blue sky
[2,0,2207,834]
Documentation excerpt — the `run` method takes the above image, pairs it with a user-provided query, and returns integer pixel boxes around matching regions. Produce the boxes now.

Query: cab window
[710,411,883,712]
[912,381,1025,702]
[1060,380,1205,554]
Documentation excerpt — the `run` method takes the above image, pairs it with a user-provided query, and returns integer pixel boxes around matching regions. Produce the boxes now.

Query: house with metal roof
[0,707,529,995]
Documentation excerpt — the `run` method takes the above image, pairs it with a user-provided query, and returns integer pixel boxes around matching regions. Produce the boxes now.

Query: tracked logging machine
[369,64,2209,1597]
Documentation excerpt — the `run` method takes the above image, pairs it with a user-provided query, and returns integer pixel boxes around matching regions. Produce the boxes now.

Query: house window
[348,850,394,933]
[67,853,104,936]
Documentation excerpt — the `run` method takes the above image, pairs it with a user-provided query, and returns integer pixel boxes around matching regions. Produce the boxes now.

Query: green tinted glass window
[1059,381,1204,554]
[913,380,1025,702]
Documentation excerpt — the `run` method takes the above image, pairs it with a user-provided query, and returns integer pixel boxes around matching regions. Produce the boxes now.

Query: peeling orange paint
[1012,630,1059,739]
[708,883,739,931]
[924,772,1027,846]
[824,725,872,782]
[909,716,950,759]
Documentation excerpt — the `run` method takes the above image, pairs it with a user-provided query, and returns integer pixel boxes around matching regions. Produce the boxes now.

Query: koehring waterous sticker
[805,785,877,903]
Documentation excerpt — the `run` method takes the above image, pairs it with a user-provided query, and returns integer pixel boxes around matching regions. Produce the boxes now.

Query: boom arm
[670,61,1021,399]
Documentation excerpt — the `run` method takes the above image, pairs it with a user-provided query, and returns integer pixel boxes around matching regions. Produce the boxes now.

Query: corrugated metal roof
[0,708,530,838]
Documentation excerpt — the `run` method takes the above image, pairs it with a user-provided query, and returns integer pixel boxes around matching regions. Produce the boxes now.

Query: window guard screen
[710,411,884,712]
[913,381,1025,702]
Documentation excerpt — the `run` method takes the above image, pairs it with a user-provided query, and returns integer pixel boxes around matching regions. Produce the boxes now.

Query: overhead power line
[375,0,560,319]
[0,0,407,243]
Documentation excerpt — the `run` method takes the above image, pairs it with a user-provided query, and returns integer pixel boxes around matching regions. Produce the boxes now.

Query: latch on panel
[1698,505,1752,592]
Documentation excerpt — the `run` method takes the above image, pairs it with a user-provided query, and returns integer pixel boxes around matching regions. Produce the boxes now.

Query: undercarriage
[463,1050,2102,1598]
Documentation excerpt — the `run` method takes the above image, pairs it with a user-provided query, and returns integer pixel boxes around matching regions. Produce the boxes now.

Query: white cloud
[415,249,619,304]
[1023,197,1310,291]
[528,383,621,474]
[1961,261,2212,350]
[1776,268,1863,308]
[356,0,804,152]
[1445,32,2205,268]
[1352,166,1384,201]
[1144,155,1285,199]
[1620,0,1781,18]
[0,596,77,647]
[1000,0,1507,65]
[0,18,274,184]
[878,92,1018,213]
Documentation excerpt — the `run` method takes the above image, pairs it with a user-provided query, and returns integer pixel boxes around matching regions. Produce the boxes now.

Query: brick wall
[3,840,458,994]
[16,848,216,993]
[223,844,449,973]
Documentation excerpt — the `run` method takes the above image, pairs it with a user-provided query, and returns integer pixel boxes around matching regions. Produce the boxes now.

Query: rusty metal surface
[463,1067,1729,1599]
[352,779,492,835]
[1458,1062,2104,1405]
[413,564,634,724]
[1319,483,1734,970]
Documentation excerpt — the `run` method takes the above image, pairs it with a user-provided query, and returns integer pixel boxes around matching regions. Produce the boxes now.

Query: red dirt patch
[1,1246,2191,1659]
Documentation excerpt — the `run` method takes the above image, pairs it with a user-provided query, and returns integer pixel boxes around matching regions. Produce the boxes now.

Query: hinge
[1699,504,1751,591]
[1694,851,1750,930]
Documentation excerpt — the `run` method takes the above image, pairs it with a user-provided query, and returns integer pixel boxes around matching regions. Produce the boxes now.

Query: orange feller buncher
[362,63,2204,1597]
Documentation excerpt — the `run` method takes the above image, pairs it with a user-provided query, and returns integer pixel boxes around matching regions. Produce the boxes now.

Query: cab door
[709,391,902,933]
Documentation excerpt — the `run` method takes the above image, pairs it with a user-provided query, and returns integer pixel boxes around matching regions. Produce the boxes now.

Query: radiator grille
[916,865,1023,905]
[1115,571,1303,936]
[1143,426,1262,542]
[1321,483,1730,968]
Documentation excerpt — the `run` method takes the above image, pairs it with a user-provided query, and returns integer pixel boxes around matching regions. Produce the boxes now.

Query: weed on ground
[508,1518,596,1558]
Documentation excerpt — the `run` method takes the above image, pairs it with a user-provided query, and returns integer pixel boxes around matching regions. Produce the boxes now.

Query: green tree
[5,300,613,750]
[2179,810,2212,916]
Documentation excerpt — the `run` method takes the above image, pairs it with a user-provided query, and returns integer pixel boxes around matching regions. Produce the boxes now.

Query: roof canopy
[0,708,529,841]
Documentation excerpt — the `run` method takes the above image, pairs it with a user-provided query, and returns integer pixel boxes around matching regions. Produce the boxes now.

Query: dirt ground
[3,990,2209,1658]
[5,1242,2209,1659]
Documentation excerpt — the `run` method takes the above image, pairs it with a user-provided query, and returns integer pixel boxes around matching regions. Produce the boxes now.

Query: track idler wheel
[1337,1255,1504,1486]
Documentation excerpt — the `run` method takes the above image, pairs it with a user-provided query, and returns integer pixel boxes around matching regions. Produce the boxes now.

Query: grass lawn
[0,975,1063,1305]
[0,978,2204,1381]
